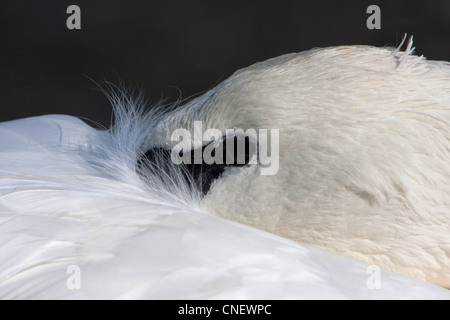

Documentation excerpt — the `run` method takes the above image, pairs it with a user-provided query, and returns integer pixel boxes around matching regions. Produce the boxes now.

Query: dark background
[0,0,449,127]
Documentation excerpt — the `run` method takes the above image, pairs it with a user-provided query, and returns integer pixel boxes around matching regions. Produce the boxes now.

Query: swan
[145,38,450,288]
[0,39,448,299]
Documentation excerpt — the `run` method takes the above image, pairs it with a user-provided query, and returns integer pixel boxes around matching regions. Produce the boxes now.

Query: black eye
[223,135,253,167]
[139,135,257,196]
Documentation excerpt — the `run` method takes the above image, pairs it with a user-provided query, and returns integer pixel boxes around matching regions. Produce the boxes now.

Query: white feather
[0,42,449,299]
[148,40,450,287]
[0,115,447,300]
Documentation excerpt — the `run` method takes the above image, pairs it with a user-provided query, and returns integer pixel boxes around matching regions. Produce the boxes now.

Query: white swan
[146,39,450,288]
[0,40,448,299]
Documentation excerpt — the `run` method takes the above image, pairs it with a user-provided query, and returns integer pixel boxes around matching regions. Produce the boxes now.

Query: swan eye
[223,135,254,167]
[200,135,254,167]
[140,135,256,196]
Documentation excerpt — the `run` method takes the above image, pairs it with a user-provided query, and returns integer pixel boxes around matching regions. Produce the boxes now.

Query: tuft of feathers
[73,82,202,209]
[392,34,424,67]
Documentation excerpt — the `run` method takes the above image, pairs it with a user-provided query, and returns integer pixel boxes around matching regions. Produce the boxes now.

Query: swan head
[140,44,450,287]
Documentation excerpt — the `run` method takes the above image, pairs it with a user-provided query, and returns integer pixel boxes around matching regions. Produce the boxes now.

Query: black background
[0,0,449,127]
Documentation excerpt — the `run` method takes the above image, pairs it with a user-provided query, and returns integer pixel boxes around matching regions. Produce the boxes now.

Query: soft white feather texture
[1,41,449,298]
[0,114,449,299]
[149,41,450,287]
